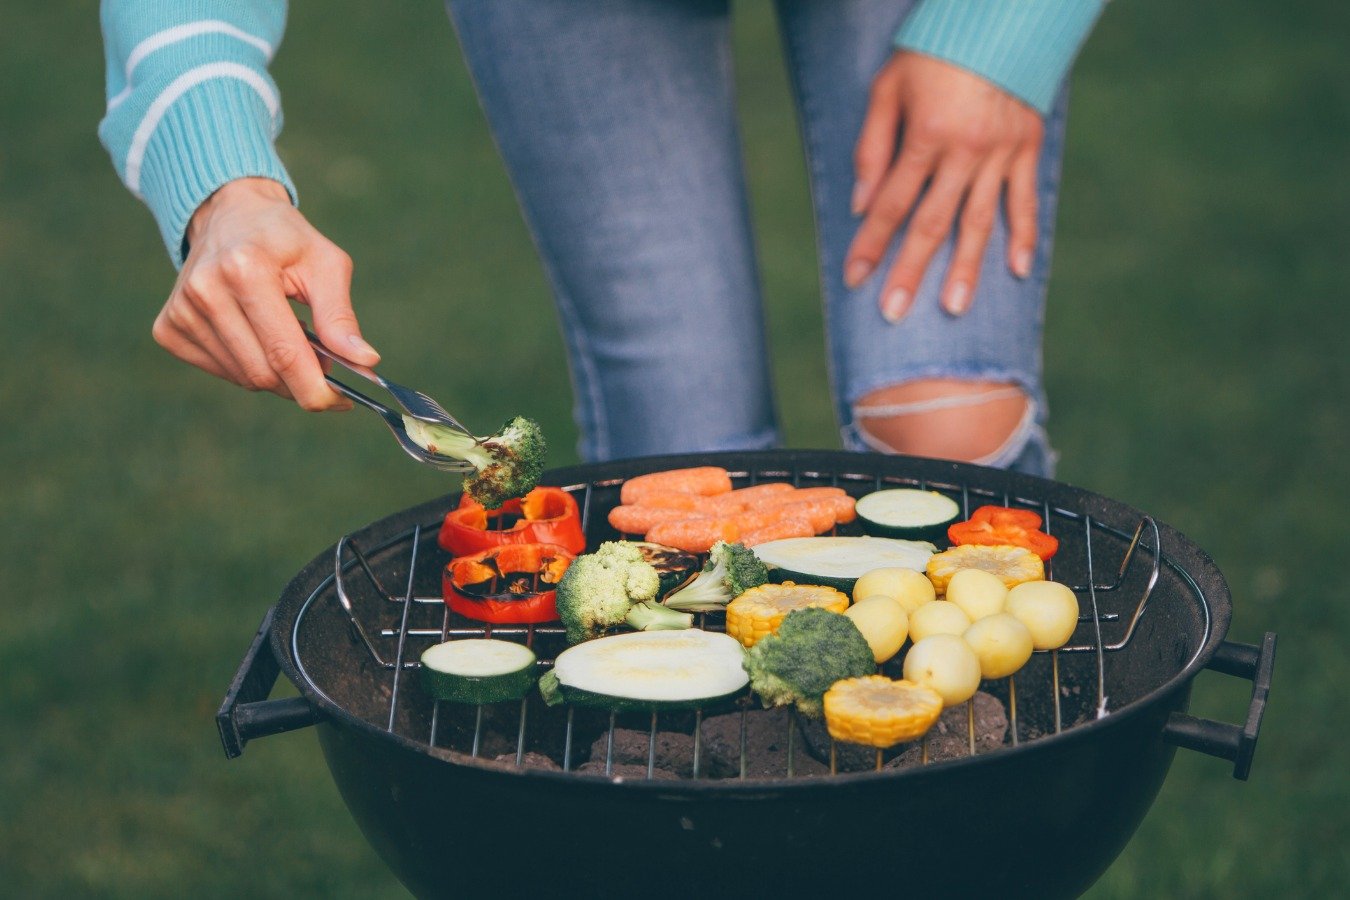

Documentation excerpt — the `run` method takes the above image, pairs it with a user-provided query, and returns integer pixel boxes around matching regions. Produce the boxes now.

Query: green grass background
[2,2,1346,896]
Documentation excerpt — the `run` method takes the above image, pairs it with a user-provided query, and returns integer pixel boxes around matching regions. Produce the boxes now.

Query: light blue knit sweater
[99,0,1103,265]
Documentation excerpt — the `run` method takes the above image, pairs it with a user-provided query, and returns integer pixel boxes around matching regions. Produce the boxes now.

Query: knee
[852,378,1033,465]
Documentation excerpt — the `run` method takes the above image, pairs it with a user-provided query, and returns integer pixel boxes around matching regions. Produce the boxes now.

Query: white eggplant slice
[539,629,748,711]
[420,639,537,704]
[855,489,960,543]
[753,536,937,593]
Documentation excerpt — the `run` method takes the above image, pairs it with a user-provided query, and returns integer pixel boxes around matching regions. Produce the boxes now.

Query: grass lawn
[2,1,1346,896]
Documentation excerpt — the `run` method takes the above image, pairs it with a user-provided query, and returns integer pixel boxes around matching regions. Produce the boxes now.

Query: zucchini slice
[753,536,936,594]
[538,630,748,711]
[420,639,537,704]
[855,489,960,543]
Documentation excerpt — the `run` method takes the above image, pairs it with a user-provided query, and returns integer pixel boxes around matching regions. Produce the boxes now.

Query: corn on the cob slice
[724,582,849,647]
[925,543,1044,595]
[823,676,944,747]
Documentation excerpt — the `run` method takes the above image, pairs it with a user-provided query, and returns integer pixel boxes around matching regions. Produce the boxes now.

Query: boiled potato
[1006,580,1080,649]
[908,600,972,642]
[963,613,1034,679]
[902,634,982,707]
[853,567,936,615]
[844,596,909,663]
[946,568,1009,621]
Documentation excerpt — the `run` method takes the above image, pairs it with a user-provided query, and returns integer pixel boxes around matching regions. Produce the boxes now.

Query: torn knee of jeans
[852,379,1035,466]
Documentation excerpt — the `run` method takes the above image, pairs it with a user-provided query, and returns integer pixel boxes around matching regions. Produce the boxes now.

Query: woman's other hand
[153,177,378,410]
[844,51,1044,322]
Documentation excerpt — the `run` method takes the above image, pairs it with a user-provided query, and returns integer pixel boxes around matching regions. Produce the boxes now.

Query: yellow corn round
[724,582,850,648]
[926,543,1044,595]
[823,676,944,747]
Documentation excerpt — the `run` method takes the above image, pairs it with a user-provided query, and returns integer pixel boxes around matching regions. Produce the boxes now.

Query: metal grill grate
[299,465,1178,780]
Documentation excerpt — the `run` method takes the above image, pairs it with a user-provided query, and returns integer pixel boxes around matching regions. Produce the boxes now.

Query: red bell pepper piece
[439,486,586,556]
[442,543,575,624]
[947,505,1060,560]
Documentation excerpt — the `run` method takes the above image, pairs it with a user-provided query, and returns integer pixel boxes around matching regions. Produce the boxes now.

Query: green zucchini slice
[538,629,748,711]
[753,536,937,594]
[855,489,961,543]
[420,639,537,704]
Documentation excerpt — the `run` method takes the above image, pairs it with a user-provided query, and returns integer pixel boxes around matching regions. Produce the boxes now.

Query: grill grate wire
[320,467,1165,779]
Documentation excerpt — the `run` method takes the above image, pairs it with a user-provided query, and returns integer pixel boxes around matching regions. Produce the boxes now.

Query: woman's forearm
[98,1,296,265]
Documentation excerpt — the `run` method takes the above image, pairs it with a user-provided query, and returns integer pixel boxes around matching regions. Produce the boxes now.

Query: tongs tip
[303,327,479,472]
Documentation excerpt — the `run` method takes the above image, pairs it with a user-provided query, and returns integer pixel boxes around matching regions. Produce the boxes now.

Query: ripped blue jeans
[447,0,1067,477]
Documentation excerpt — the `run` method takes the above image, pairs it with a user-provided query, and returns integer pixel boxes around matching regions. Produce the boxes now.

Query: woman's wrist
[188,177,293,246]
[894,0,1105,115]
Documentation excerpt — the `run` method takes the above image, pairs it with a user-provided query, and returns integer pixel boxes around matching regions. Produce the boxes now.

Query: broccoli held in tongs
[403,415,546,509]
[662,540,769,613]
[556,541,694,644]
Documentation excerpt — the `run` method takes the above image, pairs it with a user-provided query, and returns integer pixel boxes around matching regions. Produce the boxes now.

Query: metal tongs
[304,327,478,473]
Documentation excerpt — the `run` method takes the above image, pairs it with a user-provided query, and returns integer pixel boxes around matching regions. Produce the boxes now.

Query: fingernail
[1013,249,1033,278]
[882,288,910,323]
[845,259,874,288]
[850,180,872,215]
[347,333,379,360]
[945,282,971,316]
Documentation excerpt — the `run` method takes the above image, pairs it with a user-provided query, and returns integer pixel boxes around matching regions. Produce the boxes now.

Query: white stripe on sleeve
[124,61,281,196]
[108,20,275,112]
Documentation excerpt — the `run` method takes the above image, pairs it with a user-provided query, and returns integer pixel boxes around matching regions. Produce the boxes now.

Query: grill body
[316,697,1183,898]
[221,451,1273,899]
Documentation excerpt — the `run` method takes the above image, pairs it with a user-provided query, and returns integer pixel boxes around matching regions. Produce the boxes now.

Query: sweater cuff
[894,0,1105,114]
[133,76,297,266]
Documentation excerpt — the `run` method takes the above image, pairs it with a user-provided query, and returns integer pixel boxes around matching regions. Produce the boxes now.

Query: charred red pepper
[438,486,585,556]
[947,505,1060,560]
[443,543,575,624]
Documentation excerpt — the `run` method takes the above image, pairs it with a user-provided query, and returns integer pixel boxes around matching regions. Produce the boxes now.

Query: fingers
[224,257,346,412]
[939,158,1007,315]
[288,243,380,367]
[178,264,301,401]
[1005,144,1040,279]
[164,247,351,411]
[852,59,905,216]
[844,138,939,288]
[875,154,978,322]
[155,291,249,386]
[858,145,1037,320]
[152,308,240,385]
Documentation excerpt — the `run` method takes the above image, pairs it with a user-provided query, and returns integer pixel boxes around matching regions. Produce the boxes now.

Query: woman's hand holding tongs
[153,176,379,411]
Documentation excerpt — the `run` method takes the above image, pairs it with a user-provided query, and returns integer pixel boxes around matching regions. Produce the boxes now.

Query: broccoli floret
[403,415,546,508]
[663,541,769,612]
[555,541,693,643]
[743,607,876,717]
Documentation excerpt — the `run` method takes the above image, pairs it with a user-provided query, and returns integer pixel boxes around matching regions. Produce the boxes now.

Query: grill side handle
[217,605,324,758]
[1163,631,1276,780]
